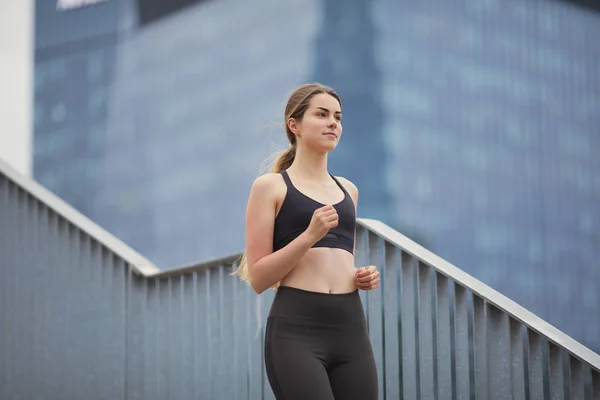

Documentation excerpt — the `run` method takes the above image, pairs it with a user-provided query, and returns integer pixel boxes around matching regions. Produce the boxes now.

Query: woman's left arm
[337,177,380,291]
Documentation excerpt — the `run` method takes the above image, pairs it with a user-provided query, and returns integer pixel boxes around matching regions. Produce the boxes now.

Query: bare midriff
[279,247,357,294]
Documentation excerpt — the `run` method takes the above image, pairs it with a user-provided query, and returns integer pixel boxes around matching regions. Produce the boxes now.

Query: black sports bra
[272,170,356,254]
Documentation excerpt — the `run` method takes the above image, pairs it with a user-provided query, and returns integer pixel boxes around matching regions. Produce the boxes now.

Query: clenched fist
[305,205,338,243]
[356,265,380,291]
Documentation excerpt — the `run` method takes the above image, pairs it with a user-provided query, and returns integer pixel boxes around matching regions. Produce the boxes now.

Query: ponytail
[271,144,296,173]
[232,145,296,284]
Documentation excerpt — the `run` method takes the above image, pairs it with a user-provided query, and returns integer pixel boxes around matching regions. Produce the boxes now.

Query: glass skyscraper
[34,0,600,352]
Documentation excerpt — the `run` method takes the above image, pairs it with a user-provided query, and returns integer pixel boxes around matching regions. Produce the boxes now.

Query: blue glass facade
[34,0,599,351]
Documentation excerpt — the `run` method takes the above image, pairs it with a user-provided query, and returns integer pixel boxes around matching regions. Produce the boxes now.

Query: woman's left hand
[355,265,380,290]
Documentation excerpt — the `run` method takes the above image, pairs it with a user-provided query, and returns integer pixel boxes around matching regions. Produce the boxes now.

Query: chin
[308,140,338,154]
[326,143,338,152]
[320,143,338,153]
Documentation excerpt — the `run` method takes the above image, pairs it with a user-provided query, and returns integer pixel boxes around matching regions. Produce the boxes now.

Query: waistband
[268,286,365,325]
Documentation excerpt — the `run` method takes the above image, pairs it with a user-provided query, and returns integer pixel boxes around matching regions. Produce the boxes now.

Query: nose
[328,118,338,129]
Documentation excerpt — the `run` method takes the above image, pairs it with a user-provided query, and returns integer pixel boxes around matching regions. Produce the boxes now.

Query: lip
[323,132,337,138]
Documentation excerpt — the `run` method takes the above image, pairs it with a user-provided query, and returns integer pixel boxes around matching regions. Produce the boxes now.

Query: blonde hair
[232,83,342,285]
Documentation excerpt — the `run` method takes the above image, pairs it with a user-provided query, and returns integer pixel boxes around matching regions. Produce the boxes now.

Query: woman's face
[292,93,342,152]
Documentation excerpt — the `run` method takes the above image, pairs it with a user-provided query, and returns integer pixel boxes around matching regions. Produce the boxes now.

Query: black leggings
[264,286,378,400]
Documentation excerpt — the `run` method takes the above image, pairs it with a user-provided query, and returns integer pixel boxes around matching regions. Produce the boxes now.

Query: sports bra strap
[281,170,349,198]
[329,174,349,196]
[280,170,293,187]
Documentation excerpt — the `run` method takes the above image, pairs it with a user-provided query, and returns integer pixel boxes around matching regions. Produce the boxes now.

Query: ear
[287,118,300,135]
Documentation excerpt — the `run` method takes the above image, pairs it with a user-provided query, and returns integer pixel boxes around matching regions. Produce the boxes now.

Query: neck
[288,145,329,181]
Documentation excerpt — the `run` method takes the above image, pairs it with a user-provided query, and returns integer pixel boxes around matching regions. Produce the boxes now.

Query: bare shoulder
[335,176,359,201]
[250,172,286,199]
[252,172,281,189]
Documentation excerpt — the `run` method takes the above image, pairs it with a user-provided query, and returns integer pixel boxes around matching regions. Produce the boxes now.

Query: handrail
[0,156,161,276]
[357,218,600,371]
[150,253,242,279]
[1,155,243,279]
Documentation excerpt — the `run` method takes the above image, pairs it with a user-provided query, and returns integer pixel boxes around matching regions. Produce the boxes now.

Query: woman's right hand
[305,205,339,243]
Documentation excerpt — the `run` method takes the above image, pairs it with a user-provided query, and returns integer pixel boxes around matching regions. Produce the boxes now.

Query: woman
[235,83,380,399]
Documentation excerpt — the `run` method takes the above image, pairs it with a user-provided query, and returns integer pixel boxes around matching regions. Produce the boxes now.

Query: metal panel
[549,342,565,399]
[382,241,400,399]
[487,303,511,400]
[510,318,526,399]
[473,294,489,399]
[593,370,600,399]
[417,263,435,400]
[528,329,545,400]
[434,272,452,400]
[569,356,585,400]
[454,283,472,399]
[366,231,384,400]
[401,251,419,399]
[2,163,600,400]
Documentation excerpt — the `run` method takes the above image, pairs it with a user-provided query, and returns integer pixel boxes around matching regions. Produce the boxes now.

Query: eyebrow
[317,107,342,114]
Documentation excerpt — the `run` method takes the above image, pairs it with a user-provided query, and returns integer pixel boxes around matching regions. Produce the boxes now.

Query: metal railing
[1,156,599,399]
[353,219,600,400]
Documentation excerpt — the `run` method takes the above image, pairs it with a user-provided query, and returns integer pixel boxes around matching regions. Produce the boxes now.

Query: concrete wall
[0,0,33,177]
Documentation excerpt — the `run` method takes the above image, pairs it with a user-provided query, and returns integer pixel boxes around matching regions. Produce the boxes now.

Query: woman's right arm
[244,174,337,294]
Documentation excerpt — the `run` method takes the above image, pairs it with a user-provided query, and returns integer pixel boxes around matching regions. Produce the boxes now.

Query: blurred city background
[1,0,599,355]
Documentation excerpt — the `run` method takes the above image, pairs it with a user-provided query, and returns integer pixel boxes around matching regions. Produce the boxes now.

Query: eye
[317,112,326,117]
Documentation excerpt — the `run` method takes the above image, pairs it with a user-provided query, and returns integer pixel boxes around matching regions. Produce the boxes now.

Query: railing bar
[473,294,488,399]
[528,330,544,400]
[367,231,384,399]
[414,258,421,400]
[467,291,476,400]
[357,226,369,321]
[380,239,388,400]
[435,272,452,400]
[510,318,526,400]
[563,349,571,400]
[548,342,565,399]
[218,266,225,397]
[487,303,511,400]
[449,283,457,400]
[205,270,212,398]
[397,245,405,400]
[232,270,238,400]
[568,356,585,400]
[418,264,435,400]
[592,369,600,400]
[453,284,470,400]
[383,241,401,399]
[401,252,418,399]
[245,278,252,400]
[191,273,198,400]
